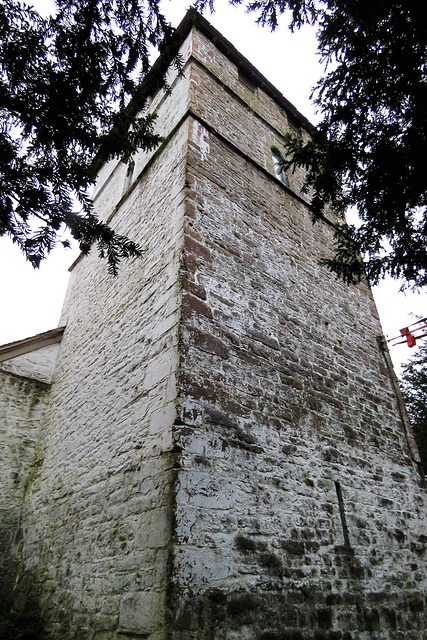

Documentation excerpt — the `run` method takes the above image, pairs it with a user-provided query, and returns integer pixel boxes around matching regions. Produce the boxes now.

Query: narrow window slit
[335,481,351,548]
[238,69,257,93]
[271,148,289,186]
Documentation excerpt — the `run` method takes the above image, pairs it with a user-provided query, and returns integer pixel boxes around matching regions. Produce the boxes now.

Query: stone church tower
[1,10,426,640]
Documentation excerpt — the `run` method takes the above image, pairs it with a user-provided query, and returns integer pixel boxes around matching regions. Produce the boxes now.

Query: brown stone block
[247,329,280,351]
[186,149,200,164]
[182,277,207,300]
[184,224,202,242]
[184,235,211,262]
[248,341,277,362]
[185,202,197,219]
[223,329,240,345]
[211,292,235,308]
[280,374,304,391]
[185,173,195,188]
[184,325,229,359]
[318,393,344,410]
[220,398,250,418]
[333,345,345,356]
[182,293,213,319]
[180,372,218,403]
[216,239,241,258]
[182,252,197,275]
[204,406,238,427]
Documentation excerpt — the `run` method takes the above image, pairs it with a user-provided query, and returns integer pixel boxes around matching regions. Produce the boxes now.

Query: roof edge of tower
[90,9,316,180]
[174,9,316,135]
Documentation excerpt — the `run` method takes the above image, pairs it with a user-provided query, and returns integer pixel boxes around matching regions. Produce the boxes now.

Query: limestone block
[118,590,165,634]
[0,343,59,383]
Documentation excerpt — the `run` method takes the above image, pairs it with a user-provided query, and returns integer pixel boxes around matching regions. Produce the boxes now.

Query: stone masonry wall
[170,38,427,640]
[3,20,426,640]
[1,344,60,384]
[188,29,309,195]
[7,85,190,639]
[0,370,51,604]
[91,30,194,224]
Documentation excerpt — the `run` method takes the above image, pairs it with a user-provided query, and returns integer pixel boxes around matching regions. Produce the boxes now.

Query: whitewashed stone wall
[170,32,427,640]
[1,344,60,384]
[91,30,194,223]
[7,57,189,639]
[3,18,426,640]
[0,370,51,602]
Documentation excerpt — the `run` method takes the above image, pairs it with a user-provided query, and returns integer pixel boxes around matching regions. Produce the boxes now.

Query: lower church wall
[0,371,51,605]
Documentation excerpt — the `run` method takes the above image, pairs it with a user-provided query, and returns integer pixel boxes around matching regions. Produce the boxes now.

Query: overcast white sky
[0,0,424,372]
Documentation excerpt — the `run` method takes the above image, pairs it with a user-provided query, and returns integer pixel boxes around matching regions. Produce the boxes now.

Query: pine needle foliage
[3,1,427,284]
[0,0,177,273]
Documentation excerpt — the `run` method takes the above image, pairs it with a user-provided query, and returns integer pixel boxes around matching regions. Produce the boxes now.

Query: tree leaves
[0,0,173,273]
[2,0,426,285]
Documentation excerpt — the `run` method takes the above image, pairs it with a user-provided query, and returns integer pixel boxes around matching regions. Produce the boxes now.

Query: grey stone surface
[0,371,51,598]
[1,343,60,384]
[1,16,426,640]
